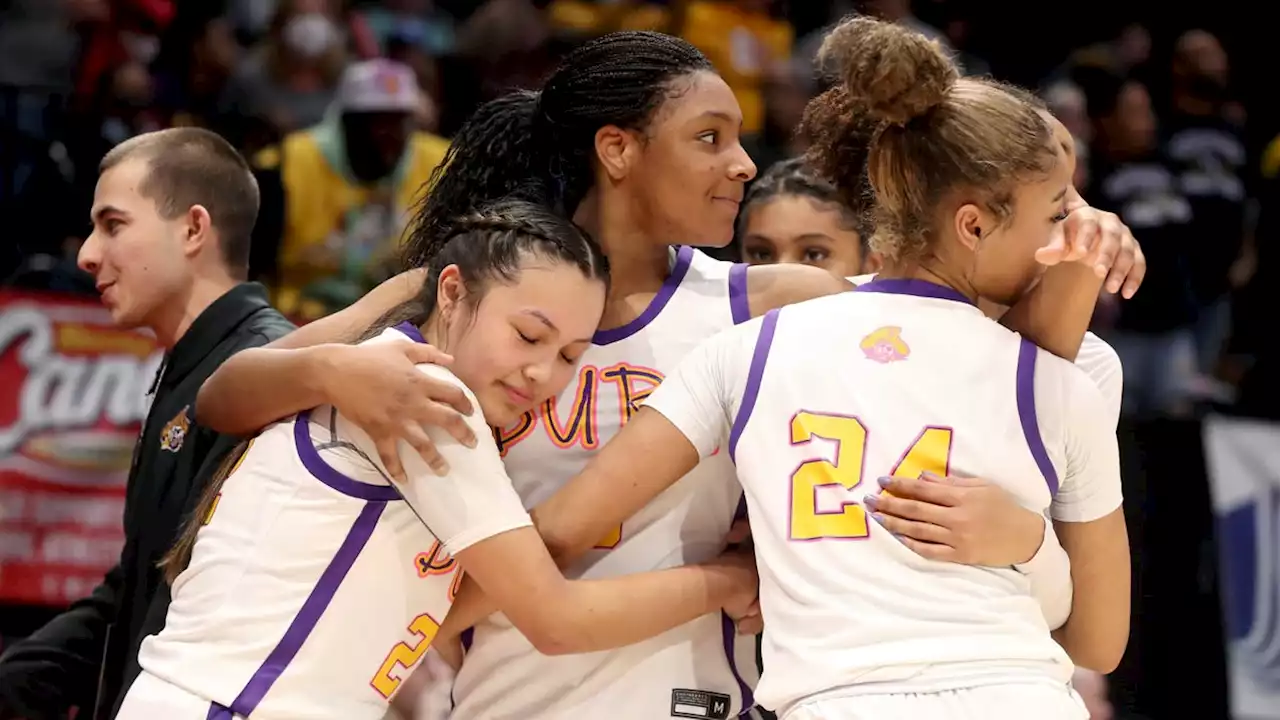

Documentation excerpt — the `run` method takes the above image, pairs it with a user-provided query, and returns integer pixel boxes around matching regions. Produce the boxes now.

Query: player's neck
[147,272,239,349]
[875,263,979,305]
[574,186,673,298]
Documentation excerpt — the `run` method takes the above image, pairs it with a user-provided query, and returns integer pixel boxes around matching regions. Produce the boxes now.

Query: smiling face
[619,71,757,248]
[435,256,606,427]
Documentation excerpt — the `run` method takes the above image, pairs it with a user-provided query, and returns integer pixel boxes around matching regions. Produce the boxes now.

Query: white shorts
[782,682,1088,720]
[116,670,236,720]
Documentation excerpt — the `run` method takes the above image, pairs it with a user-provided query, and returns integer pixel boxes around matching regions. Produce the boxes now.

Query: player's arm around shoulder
[1050,364,1130,674]
[744,262,853,317]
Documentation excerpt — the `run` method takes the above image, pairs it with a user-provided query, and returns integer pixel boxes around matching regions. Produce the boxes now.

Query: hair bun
[818,16,958,126]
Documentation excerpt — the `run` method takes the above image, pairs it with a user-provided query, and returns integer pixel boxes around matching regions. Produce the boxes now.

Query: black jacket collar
[160,283,273,389]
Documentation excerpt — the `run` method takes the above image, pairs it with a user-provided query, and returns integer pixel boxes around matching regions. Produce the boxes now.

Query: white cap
[335,59,421,114]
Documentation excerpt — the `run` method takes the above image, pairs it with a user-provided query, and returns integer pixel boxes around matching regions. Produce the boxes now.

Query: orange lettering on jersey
[599,363,664,424]
[860,326,909,364]
[493,412,536,458]
[415,541,457,578]
[542,365,599,450]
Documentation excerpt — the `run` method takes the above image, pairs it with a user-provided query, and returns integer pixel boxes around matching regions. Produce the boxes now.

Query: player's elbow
[519,615,588,656]
[1071,636,1127,674]
[530,510,588,568]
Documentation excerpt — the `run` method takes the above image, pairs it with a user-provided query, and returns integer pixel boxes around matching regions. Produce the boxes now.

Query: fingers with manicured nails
[870,510,950,545]
[877,475,960,506]
[896,535,953,561]
[864,492,950,526]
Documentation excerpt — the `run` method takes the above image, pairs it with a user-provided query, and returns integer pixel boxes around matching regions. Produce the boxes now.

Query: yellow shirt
[254,130,449,320]
[679,1,793,135]
[547,0,669,35]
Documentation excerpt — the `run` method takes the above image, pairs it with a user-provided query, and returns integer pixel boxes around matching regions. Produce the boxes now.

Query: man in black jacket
[0,128,294,720]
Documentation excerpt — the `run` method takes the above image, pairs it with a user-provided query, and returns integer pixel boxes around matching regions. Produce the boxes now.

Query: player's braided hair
[402,31,713,269]
[737,156,872,246]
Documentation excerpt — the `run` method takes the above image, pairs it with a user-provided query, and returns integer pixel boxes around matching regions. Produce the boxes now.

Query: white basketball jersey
[647,279,1124,714]
[135,326,531,720]
[848,273,1123,425]
[450,247,761,720]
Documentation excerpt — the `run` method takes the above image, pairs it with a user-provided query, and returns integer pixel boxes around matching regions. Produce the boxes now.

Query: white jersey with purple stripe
[125,325,532,720]
[646,279,1124,715]
[449,246,762,720]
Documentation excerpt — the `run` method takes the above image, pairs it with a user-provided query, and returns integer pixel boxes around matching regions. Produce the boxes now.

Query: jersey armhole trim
[295,410,402,501]
[728,308,781,463]
[1015,339,1061,496]
[729,263,751,325]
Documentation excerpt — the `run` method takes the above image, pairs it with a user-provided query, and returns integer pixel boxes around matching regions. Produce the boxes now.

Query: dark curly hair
[402,31,714,270]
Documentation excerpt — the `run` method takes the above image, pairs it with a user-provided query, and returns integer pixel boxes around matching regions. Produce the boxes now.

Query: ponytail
[404,91,554,271]
[159,441,251,584]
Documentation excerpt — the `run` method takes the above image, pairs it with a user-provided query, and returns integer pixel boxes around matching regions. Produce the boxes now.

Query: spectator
[1085,71,1197,418]
[1044,80,1093,191]
[1165,29,1250,378]
[220,0,348,148]
[0,0,104,205]
[250,59,450,322]
[360,0,456,57]
[153,12,242,131]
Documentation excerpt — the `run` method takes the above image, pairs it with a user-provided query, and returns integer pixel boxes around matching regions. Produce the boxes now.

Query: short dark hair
[100,128,259,277]
[403,31,714,270]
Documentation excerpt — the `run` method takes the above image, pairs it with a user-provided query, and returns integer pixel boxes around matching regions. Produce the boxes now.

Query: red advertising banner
[0,290,162,606]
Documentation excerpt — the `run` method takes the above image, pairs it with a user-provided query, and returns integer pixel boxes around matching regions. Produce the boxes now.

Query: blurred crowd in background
[2,0,1276,420]
[1,1,1277,718]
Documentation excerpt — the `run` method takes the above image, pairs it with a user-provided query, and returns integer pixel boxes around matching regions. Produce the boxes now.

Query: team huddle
[109,17,1138,720]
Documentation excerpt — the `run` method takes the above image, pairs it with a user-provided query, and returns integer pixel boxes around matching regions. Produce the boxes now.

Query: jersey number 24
[788,411,952,541]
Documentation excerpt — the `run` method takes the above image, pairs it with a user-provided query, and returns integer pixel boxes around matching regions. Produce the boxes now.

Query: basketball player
[195,31,1142,720]
[509,18,1127,719]
[793,75,1130,567]
[113,201,759,720]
